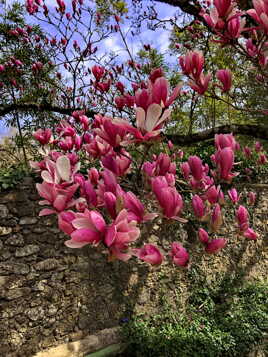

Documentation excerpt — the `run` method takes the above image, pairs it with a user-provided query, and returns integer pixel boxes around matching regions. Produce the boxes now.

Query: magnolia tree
[9,0,268,266]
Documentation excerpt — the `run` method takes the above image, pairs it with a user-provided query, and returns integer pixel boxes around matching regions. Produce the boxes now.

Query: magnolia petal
[156,108,171,128]
[145,103,162,132]
[39,208,56,216]
[64,239,88,248]
[71,228,100,243]
[41,170,54,183]
[72,218,96,230]
[136,107,146,130]
[56,156,71,181]
[53,195,68,212]
[172,216,188,223]
[90,211,106,232]
[104,225,117,247]
[143,212,158,221]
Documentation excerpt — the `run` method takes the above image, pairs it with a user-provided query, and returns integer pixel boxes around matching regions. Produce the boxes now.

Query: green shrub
[0,164,29,191]
[122,282,268,357]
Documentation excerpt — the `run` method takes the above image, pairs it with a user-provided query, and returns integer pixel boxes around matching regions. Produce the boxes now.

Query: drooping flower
[65,209,106,248]
[216,69,232,93]
[152,177,184,221]
[192,195,205,219]
[198,228,209,244]
[104,209,140,261]
[169,242,189,267]
[210,203,222,232]
[205,238,227,254]
[228,188,240,204]
[133,244,163,265]
[243,228,258,240]
[236,205,249,232]
[33,129,52,145]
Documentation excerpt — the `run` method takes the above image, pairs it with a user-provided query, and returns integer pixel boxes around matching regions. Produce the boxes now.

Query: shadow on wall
[0,178,267,357]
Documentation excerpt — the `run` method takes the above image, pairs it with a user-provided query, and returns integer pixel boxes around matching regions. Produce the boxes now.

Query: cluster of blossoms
[200,0,268,67]
[32,65,262,268]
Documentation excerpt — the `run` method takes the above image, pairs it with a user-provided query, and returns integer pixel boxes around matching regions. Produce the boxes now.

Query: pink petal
[71,229,101,243]
[39,208,56,216]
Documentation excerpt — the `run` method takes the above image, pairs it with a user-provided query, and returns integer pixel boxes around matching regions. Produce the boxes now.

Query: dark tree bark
[166,124,268,145]
[154,0,202,19]
[0,102,95,118]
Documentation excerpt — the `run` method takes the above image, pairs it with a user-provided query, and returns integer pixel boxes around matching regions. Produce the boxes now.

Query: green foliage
[95,0,128,18]
[137,48,167,75]
[0,164,29,191]
[122,281,268,357]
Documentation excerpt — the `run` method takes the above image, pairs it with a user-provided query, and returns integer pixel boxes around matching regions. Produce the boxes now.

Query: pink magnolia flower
[154,153,176,176]
[188,73,211,95]
[88,168,99,186]
[152,177,184,221]
[257,154,267,165]
[247,0,268,33]
[65,209,106,248]
[149,68,164,83]
[135,76,181,111]
[101,152,131,176]
[205,185,219,204]
[228,188,240,204]
[37,182,79,216]
[210,203,222,232]
[104,192,117,219]
[116,107,169,143]
[236,205,249,232]
[188,156,204,181]
[94,116,128,148]
[198,228,209,244]
[246,39,258,57]
[84,137,111,158]
[243,228,259,240]
[216,147,235,181]
[133,244,163,265]
[255,141,263,152]
[226,17,245,40]
[150,77,181,107]
[243,146,252,158]
[205,238,227,254]
[216,69,232,92]
[143,154,176,178]
[192,195,205,219]
[83,180,98,207]
[215,134,237,150]
[91,65,105,81]
[179,51,204,79]
[40,156,75,185]
[170,242,189,267]
[180,162,191,180]
[33,129,52,145]
[58,136,74,151]
[214,0,233,18]
[104,209,140,261]
[124,191,157,223]
[248,192,256,205]
[58,211,76,235]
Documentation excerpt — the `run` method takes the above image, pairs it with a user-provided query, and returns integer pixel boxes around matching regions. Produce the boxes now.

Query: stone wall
[0,178,140,357]
[0,178,267,357]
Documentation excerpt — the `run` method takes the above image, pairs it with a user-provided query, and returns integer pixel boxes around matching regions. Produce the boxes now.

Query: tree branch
[154,0,202,20]
[166,124,268,145]
[1,103,267,144]
[0,102,96,118]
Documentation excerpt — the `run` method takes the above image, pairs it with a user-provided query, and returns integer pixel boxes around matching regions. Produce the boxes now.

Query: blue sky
[1,0,179,136]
